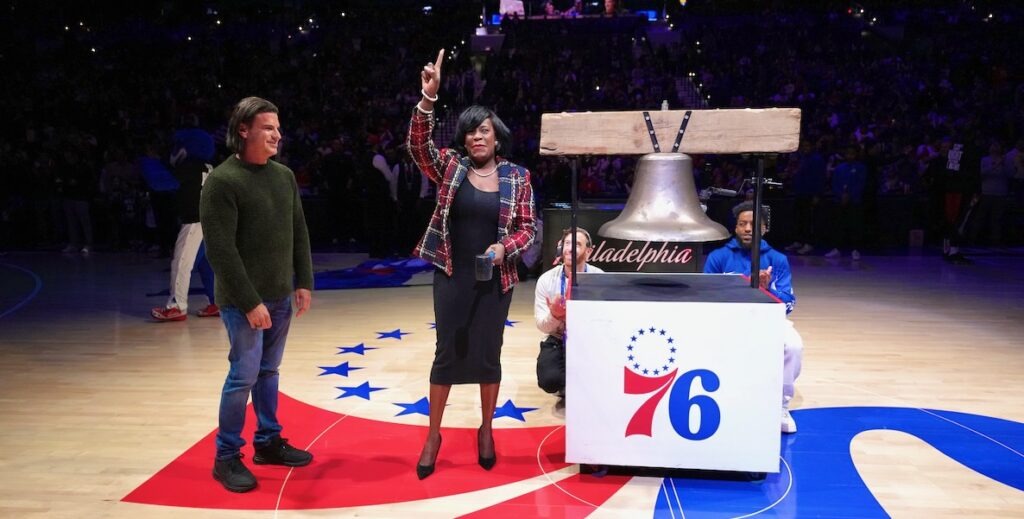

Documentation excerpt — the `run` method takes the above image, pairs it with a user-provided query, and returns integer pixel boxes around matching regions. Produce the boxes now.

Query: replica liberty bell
[599,153,729,242]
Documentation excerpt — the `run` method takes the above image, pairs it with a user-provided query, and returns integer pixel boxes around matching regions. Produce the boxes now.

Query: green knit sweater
[200,155,313,313]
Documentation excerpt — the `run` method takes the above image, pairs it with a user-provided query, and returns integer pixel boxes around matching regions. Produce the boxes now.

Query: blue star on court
[428,322,437,329]
[335,381,386,400]
[505,319,519,327]
[492,399,537,422]
[318,361,362,377]
[377,329,411,340]
[336,343,377,355]
[393,397,430,417]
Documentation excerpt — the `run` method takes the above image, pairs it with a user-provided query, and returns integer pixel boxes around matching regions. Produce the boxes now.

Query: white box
[565,273,785,473]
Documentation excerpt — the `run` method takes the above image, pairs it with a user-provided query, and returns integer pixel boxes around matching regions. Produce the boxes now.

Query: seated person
[534,227,604,396]
[704,201,804,433]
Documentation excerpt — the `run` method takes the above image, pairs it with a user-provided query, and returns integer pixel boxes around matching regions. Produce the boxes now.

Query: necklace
[471,164,498,177]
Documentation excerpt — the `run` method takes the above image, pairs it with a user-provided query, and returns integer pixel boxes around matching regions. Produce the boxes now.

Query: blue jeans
[215,296,293,460]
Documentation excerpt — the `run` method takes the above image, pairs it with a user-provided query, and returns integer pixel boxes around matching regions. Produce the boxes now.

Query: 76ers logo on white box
[624,325,721,440]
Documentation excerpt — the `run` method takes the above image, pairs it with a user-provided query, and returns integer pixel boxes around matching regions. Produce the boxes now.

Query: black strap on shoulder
[642,111,661,153]
[671,110,693,153]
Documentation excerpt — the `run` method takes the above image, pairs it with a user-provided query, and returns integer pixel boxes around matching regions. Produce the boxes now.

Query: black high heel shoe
[477,426,496,470]
[416,434,442,480]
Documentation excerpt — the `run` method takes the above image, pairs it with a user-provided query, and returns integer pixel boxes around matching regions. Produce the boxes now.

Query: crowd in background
[1,1,1021,257]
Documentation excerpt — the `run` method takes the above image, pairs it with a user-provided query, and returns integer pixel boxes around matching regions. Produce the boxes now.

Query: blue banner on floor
[314,258,434,290]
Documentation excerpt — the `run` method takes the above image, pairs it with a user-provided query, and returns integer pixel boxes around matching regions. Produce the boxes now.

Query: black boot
[253,437,313,467]
[212,454,257,493]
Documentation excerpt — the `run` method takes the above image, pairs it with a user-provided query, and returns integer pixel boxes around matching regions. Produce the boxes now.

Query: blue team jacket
[703,238,796,314]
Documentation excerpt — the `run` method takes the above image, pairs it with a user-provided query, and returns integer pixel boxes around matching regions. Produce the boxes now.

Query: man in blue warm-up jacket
[704,201,804,433]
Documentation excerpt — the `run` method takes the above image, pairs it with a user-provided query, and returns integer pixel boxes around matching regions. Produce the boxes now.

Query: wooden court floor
[0,250,1022,518]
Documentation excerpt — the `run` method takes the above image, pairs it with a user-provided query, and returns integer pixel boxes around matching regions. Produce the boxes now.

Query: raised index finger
[434,49,445,74]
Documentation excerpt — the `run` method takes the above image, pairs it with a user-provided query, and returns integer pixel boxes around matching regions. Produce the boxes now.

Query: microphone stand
[746,157,782,289]
[570,157,579,289]
[750,157,765,289]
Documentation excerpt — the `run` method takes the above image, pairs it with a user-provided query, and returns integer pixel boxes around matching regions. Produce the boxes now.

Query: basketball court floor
[0,250,1022,518]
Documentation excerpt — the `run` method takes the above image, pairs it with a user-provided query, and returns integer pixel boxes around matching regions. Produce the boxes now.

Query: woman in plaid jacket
[409,50,536,480]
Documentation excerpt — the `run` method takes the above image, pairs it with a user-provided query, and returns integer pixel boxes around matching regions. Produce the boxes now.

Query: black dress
[431,180,513,384]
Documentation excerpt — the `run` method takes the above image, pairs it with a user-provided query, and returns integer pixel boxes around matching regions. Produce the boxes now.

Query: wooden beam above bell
[538,108,801,156]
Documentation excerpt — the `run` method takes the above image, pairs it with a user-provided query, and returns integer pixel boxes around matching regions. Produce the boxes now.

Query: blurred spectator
[971,141,1014,245]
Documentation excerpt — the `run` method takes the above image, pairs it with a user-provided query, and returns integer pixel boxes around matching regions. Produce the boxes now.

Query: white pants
[165,222,203,312]
[783,319,804,403]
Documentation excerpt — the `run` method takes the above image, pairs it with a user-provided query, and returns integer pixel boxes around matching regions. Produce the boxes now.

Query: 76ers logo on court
[624,325,721,440]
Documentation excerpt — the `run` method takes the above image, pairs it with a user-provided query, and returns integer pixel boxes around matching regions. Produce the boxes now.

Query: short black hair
[732,201,769,223]
[450,105,512,157]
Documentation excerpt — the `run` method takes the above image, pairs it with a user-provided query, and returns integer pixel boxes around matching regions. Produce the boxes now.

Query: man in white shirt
[534,227,604,396]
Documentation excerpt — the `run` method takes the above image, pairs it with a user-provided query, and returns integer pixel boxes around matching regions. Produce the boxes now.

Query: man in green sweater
[201,97,314,493]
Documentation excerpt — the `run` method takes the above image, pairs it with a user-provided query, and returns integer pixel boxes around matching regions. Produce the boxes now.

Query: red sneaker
[196,304,220,317]
[152,306,187,321]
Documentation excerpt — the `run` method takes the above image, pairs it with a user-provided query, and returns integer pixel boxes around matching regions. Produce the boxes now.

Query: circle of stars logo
[626,325,677,376]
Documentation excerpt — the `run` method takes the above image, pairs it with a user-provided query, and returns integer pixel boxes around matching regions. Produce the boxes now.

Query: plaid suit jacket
[407,109,536,293]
